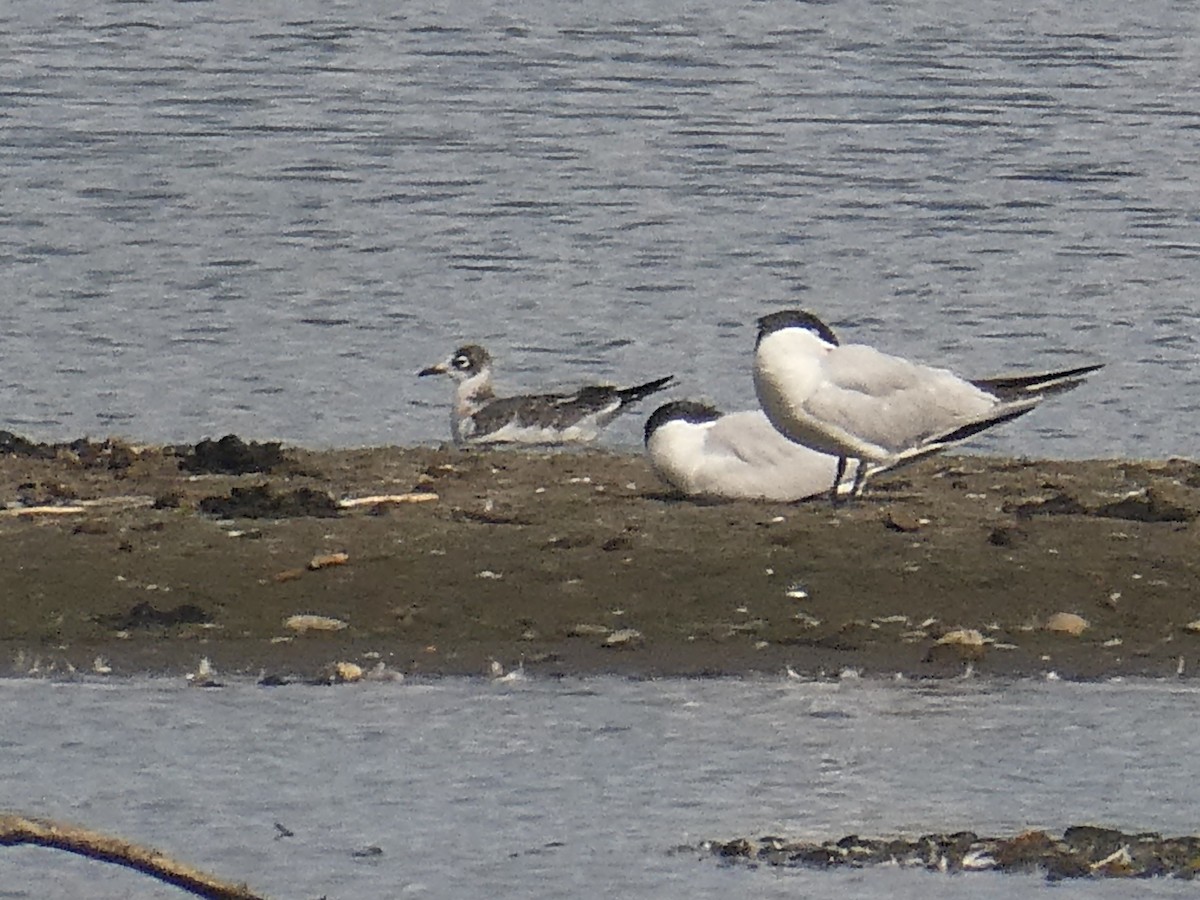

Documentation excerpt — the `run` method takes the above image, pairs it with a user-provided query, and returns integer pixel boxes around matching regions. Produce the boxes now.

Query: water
[2,675,1198,898]
[0,0,1196,455]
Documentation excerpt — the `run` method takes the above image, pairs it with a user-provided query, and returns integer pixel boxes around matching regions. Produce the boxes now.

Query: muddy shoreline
[704,827,1200,880]
[2,434,1199,681]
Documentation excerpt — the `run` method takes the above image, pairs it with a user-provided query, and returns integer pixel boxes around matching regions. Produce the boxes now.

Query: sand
[2,433,1198,682]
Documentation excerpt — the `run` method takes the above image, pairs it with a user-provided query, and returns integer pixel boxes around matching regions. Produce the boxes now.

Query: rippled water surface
[3,676,1200,899]
[1,0,1198,455]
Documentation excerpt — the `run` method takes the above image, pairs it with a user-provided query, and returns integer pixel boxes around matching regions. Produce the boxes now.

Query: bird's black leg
[850,459,868,498]
[830,455,847,506]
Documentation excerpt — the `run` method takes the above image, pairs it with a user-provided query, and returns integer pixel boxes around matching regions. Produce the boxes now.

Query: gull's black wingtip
[618,374,676,407]
[971,362,1105,400]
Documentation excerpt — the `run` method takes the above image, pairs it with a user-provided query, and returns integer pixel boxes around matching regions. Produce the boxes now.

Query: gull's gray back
[815,344,998,453]
[701,411,840,500]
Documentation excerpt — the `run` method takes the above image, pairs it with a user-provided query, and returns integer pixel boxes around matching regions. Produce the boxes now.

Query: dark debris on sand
[1006,486,1196,523]
[95,601,212,631]
[0,431,137,470]
[198,483,340,518]
[706,826,1200,880]
[176,434,288,475]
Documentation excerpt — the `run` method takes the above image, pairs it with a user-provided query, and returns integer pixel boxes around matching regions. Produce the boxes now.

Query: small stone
[333,661,363,683]
[364,662,404,683]
[883,509,922,533]
[926,628,987,662]
[316,661,363,684]
[1045,612,1089,636]
[1183,620,1200,634]
[937,628,986,648]
[603,628,644,649]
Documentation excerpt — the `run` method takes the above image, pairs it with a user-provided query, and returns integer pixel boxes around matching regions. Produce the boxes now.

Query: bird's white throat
[753,329,843,455]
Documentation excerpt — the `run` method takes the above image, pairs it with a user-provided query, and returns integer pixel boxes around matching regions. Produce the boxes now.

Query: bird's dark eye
[453,355,470,369]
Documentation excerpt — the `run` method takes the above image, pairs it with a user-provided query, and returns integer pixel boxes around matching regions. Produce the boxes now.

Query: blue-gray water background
[4,676,1199,900]
[1,0,1197,454]
[3,6,1197,896]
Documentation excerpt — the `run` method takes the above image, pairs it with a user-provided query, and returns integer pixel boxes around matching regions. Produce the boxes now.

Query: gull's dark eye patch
[453,355,471,370]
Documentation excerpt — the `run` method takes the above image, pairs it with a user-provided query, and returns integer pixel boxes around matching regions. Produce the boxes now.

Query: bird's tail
[971,363,1103,401]
[616,375,675,408]
[855,399,1039,495]
[922,398,1040,449]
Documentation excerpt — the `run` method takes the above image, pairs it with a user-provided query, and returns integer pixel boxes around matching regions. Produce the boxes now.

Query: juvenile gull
[753,309,1102,502]
[419,344,674,446]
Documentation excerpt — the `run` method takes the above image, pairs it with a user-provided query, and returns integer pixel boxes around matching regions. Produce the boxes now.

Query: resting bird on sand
[643,401,955,502]
[419,343,674,446]
[752,309,1103,502]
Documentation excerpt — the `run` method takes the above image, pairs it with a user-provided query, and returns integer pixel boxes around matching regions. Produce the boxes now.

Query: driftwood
[1,496,156,517]
[337,492,438,508]
[0,813,266,899]
[1,492,437,516]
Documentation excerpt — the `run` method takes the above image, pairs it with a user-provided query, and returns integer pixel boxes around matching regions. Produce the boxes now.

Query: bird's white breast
[753,329,849,457]
[646,419,711,494]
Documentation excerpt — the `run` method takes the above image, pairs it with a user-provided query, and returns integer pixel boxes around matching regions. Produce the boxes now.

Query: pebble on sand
[318,661,364,684]
[928,628,987,662]
[1044,612,1089,636]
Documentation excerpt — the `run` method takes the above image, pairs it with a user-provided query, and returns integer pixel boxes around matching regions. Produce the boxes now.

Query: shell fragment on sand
[284,614,349,634]
[308,552,349,570]
[603,628,644,648]
[567,623,611,637]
